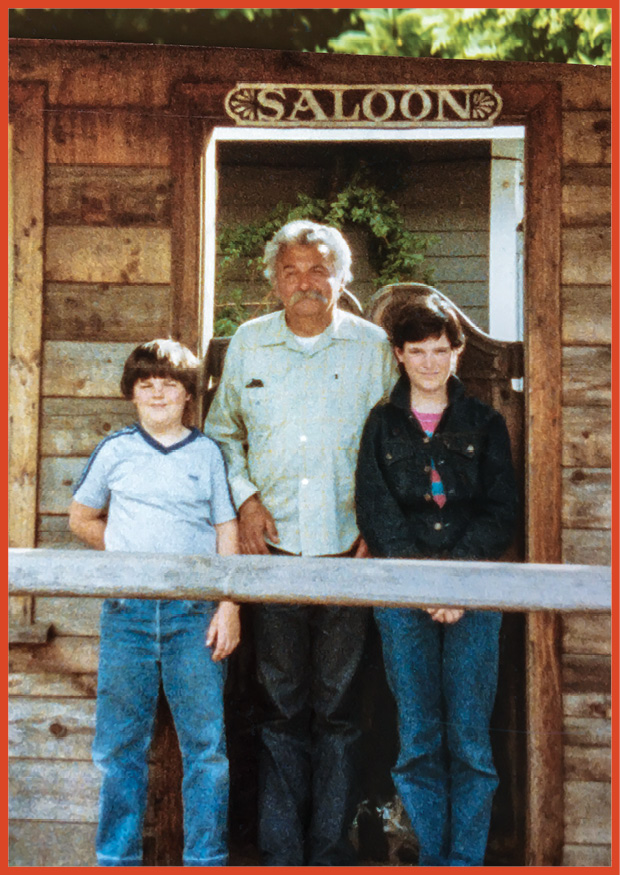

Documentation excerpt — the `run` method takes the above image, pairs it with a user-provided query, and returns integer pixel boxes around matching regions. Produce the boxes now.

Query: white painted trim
[211,125,525,143]
[200,135,217,354]
[489,139,525,341]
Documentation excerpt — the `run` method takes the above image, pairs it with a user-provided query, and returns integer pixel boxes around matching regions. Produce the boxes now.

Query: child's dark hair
[120,339,200,399]
[389,293,465,351]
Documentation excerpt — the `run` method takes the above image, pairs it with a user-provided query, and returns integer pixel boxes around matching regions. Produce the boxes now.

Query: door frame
[169,70,563,865]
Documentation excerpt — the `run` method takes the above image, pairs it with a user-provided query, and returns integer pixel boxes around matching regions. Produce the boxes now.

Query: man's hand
[206,600,241,661]
[426,607,465,624]
[238,494,279,555]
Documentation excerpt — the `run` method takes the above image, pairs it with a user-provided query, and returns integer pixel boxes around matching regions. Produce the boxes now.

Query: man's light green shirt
[204,308,397,556]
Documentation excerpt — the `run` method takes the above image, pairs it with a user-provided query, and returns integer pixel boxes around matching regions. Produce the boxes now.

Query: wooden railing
[8,548,611,612]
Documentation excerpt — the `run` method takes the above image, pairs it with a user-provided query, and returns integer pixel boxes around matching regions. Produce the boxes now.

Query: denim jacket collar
[389,373,466,412]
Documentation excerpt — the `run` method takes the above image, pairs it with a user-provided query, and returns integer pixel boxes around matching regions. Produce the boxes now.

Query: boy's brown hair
[120,339,200,399]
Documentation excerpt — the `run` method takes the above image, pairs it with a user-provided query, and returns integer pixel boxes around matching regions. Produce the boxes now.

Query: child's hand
[426,607,464,624]
[206,600,241,661]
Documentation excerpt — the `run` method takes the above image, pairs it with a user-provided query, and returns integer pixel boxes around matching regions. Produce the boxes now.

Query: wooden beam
[525,611,564,864]
[8,549,611,612]
[169,92,206,353]
[523,84,565,866]
[9,82,46,628]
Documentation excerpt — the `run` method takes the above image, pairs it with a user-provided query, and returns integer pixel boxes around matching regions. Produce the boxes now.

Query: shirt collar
[257,307,358,351]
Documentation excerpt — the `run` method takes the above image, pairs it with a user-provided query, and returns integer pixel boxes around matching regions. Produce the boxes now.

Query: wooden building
[8,40,612,866]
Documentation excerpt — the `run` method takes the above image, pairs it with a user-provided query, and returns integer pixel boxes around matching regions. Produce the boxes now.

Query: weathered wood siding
[11,44,176,865]
[558,79,612,868]
[9,41,611,866]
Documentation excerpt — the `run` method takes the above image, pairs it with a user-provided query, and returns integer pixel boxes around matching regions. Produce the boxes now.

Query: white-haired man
[205,220,396,865]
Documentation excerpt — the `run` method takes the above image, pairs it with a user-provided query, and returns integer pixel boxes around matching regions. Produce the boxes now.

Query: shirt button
[300,435,307,442]
[434,522,443,531]
[424,493,432,502]
[301,478,309,486]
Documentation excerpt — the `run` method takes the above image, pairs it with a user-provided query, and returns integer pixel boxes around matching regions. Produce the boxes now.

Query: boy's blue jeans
[374,607,502,867]
[93,598,228,867]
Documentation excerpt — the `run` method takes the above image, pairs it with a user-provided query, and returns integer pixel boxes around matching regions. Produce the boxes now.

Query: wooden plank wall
[8,43,611,866]
[10,72,175,865]
[558,77,612,867]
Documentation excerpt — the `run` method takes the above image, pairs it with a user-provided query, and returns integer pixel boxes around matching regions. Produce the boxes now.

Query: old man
[205,219,395,865]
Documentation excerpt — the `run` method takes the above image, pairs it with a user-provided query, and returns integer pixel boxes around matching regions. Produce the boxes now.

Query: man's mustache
[288,289,330,306]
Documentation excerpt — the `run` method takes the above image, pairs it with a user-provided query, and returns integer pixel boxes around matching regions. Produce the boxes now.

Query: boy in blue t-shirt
[69,339,240,867]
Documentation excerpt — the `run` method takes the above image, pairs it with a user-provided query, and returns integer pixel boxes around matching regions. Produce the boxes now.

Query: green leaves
[9,8,610,62]
[328,8,611,65]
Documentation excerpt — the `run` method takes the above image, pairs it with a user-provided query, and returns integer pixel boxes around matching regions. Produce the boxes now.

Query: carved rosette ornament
[224,83,503,127]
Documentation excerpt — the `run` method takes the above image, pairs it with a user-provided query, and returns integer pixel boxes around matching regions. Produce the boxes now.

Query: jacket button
[424,493,432,502]
[424,465,431,474]
[467,444,474,453]
[422,436,430,444]
[433,522,443,531]
[385,452,392,460]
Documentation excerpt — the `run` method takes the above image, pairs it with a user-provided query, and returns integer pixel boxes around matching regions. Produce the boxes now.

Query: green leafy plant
[214,171,434,336]
[329,8,611,65]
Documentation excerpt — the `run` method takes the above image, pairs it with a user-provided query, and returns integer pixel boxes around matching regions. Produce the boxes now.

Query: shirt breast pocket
[242,386,283,434]
[382,443,428,500]
[440,433,484,493]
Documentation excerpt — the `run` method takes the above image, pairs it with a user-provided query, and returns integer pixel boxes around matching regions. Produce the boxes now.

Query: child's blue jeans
[374,607,502,866]
[93,598,228,867]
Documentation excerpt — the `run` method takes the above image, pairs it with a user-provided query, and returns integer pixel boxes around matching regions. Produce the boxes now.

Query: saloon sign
[225,83,503,127]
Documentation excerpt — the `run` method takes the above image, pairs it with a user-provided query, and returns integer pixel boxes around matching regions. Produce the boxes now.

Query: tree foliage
[9,8,358,53]
[329,8,611,65]
[10,8,610,64]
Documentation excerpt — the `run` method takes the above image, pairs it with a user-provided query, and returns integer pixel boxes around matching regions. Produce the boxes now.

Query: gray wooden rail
[8,549,612,612]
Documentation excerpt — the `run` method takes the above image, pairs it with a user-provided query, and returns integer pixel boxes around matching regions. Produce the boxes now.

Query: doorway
[202,126,527,864]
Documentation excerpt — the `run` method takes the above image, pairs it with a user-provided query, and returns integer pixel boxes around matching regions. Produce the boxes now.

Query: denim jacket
[355,375,518,560]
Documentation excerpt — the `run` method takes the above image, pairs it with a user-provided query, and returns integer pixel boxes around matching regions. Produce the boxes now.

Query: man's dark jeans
[253,599,370,866]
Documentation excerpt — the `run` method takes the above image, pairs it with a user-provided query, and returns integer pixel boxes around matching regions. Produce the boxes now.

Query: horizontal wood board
[562,469,611,530]
[9,697,96,760]
[46,166,171,226]
[45,227,171,285]
[561,284,611,345]
[9,549,612,611]
[44,283,172,342]
[562,613,611,655]
[562,530,611,566]
[41,397,137,456]
[9,821,98,867]
[9,759,101,822]
[563,781,611,845]
[42,342,137,398]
